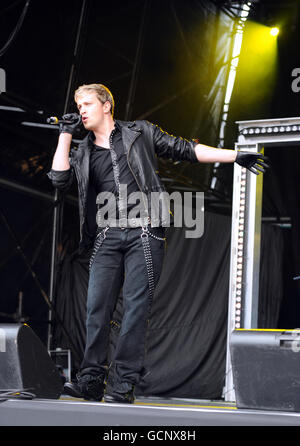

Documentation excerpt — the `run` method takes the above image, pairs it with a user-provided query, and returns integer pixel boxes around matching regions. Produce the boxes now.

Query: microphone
[46,115,80,125]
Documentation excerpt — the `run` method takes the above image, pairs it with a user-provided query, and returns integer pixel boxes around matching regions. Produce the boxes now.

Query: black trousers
[80,226,165,385]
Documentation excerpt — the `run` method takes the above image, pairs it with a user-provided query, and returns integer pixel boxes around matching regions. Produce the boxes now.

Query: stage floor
[1,394,300,426]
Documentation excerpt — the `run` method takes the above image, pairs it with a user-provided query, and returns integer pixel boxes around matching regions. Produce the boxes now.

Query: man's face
[76,91,111,130]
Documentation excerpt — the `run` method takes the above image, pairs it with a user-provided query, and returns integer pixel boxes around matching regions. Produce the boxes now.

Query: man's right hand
[59,113,82,135]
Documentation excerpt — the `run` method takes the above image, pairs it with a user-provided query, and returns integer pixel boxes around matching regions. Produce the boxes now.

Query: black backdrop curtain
[53,210,284,399]
[258,223,284,328]
[263,145,300,329]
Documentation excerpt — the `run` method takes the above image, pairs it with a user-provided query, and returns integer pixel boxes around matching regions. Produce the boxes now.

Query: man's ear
[103,101,111,114]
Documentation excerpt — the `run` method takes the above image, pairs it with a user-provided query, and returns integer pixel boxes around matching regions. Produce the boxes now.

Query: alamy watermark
[96,184,204,238]
[0,68,6,93]
[291,329,300,352]
[0,328,6,352]
[291,68,300,92]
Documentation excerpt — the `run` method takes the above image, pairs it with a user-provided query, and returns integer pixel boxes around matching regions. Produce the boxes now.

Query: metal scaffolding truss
[224,116,300,402]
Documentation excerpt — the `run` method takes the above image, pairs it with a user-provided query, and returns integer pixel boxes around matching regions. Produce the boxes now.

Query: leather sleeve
[47,167,74,192]
[150,122,198,163]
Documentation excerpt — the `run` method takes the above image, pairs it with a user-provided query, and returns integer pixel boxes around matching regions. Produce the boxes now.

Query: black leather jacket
[48,119,198,251]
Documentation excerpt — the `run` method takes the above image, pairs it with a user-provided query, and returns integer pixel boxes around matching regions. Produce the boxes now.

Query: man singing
[48,83,267,403]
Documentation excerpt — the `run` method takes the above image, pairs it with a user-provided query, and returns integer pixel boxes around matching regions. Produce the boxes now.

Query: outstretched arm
[195,143,237,163]
[195,143,268,175]
[151,121,268,175]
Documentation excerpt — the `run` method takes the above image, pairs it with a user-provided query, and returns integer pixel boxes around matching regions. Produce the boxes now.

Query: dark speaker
[230,329,300,412]
[0,324,63,399]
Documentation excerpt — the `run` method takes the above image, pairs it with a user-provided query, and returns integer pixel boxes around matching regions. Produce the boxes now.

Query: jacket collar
[115,119,141,132]
[117,120,142,154]
[77,119,142,153]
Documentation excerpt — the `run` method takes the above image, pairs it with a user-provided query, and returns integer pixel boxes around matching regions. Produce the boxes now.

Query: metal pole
[47,0,88,351]
[125,0,148,121]
[47,190,59,351]
[63,0,88,115]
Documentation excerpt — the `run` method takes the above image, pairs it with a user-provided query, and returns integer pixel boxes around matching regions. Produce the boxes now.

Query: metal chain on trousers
[89,226,109,271]
[141,228,155,313]
[144,228,166,242]
[140,227,166,313]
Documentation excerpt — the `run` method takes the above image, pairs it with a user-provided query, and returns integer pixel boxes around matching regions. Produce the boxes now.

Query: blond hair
[74,83,115,116]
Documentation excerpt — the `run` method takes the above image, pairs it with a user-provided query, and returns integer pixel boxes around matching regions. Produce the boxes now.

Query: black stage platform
[1,394,300,426]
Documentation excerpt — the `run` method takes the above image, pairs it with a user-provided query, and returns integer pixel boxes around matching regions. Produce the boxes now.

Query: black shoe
[104,381,135,404]
[63,381,83,399]
[104,392,134,404]
[63,374,104,401]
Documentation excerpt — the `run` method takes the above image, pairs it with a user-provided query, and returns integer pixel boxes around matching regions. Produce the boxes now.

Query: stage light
[240,124,300,137]
[270,27,279,37]
[234,21,278,115]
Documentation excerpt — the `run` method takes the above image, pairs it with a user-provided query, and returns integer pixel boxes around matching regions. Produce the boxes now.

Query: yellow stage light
[270,27,279,36]
[231,20,278,116]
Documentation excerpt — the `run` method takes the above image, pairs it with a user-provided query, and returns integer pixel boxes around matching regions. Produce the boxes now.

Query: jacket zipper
[73,156,87,241]
[127,138,149,220]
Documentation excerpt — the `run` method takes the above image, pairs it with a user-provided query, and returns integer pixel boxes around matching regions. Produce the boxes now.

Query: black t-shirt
[89,122,141,219]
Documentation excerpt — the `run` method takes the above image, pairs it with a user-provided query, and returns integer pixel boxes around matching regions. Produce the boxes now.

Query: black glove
[59,113,82,135]
[235,151,269,175]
